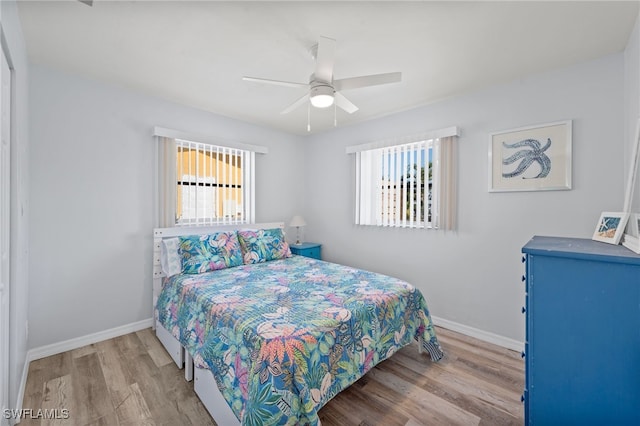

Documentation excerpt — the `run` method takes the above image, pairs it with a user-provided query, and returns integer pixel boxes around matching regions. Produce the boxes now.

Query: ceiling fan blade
[78,0,93,5]
[334,72,402,92]
[281,93,310,114]
[314,36,336,83]
[334,92,359,114]
[243,76,307,89]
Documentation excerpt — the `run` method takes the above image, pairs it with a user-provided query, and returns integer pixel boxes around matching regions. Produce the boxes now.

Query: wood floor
[21,326,523,426]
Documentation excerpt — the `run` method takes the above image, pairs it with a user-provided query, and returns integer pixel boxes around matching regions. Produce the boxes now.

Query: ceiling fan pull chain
[334,102,337,127]
[307,102,311,132]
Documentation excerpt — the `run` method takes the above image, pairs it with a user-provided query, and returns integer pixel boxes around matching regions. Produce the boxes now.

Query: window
[349,128,458,230]
[175,140,248,225]
[155,127,267,228]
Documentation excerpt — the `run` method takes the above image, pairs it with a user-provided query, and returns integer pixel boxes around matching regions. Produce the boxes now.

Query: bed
[152,223,444,425]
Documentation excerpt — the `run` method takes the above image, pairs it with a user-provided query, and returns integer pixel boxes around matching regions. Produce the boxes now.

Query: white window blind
[180,175,216,221]
[155,128,265,227]
[174,140,252,226]
[350,128,458,230]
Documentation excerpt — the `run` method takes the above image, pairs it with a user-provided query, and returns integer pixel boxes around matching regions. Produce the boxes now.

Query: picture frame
[488,120,572,192]
[592,212,629,245]
[622,214,640,254]
[623,117,640,212]
[622,117,640,253]
[621,213,640,254]
[629,213,640,238]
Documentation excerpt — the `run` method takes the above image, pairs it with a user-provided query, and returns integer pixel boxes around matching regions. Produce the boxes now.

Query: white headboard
[152,222,285,327]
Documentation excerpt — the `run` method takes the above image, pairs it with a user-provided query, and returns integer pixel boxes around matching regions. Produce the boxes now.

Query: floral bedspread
[156,255,444,425]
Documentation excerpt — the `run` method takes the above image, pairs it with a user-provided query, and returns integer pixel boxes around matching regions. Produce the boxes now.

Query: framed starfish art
[488,120,572,192]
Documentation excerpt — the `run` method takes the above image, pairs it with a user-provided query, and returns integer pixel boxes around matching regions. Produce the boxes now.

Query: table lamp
[289,215,306,245]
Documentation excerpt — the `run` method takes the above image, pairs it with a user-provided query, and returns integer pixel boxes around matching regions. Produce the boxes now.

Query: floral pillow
[179,231,244,274]
[237,228,292,264]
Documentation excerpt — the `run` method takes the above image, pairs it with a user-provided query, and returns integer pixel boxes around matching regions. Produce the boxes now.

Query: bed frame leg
[185,352,194,381]
[417,337,424,354]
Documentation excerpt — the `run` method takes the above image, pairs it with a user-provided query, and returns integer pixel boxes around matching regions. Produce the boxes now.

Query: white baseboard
[431,315,524,352]
[10,360,30,425]
[14,318,153,424]
[27,318,154,362]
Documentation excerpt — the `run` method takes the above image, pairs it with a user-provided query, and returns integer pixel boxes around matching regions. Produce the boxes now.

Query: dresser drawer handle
[521,351,526,358]
[521,256,526,263]
[521,394,525,403]
[521,306,526,314]
[521,275,526,282]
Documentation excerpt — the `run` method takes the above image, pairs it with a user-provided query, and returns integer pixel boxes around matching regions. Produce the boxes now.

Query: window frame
[174,140,248,226]
[154,127,267,228]
[348,127,459,230]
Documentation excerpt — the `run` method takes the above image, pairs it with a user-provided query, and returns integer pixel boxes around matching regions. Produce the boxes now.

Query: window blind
[175,139,254,226]
[350,128,458,230]
[355,140,432,228]
[154,128,264,227]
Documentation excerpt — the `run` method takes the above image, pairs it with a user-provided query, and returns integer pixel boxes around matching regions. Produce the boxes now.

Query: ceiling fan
[243,36,402,115]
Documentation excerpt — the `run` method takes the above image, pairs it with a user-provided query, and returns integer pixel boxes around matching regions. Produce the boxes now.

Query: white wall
[625,14,640,211]
[303,54,625,343]
[1,0,30,412]
[28,65,305,349]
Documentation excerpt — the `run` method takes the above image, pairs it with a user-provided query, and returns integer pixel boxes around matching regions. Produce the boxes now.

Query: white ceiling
[17,0,640,135]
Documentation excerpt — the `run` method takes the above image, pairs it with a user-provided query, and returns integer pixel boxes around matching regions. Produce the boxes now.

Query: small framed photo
[489,120,572,192]
[592,212,629,245]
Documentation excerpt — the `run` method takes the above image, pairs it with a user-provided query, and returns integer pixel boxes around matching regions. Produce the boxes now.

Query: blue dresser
[522,236,640,425]
[290,242,321,260]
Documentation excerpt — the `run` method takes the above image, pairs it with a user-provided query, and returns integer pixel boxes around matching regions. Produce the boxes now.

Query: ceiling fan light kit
[309,85,334,108]
[243,36,402,129]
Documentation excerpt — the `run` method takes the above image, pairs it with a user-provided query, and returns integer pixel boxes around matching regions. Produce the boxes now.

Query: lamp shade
[289,215,306,227]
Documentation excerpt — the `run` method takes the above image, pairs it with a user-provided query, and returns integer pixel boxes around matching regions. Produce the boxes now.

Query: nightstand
[289,242,321,260]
